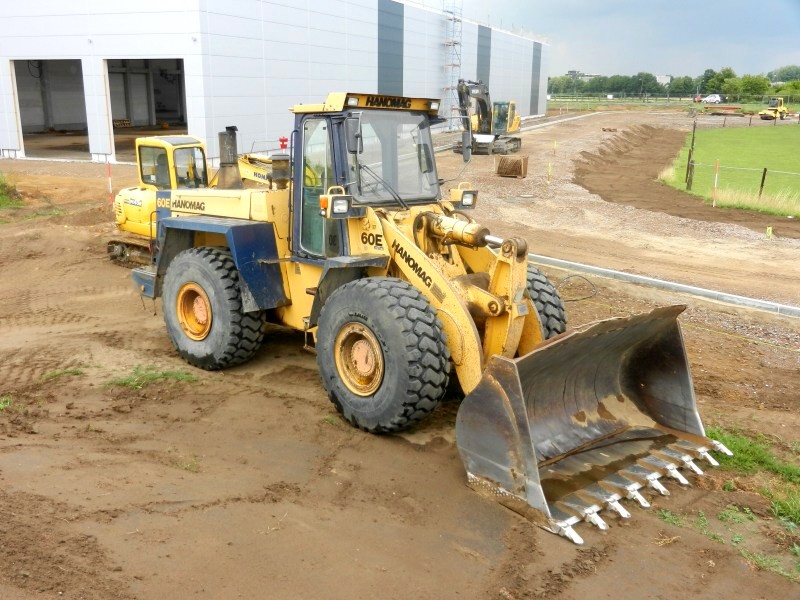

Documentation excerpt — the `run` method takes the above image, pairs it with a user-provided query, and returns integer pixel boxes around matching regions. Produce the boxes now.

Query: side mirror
[345,118,363,154]
[417,143,434,174]
[461,132,472,162]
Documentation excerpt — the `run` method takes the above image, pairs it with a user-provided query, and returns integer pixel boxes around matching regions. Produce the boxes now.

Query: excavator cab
[493,100,520,135]
[136,137,210,191]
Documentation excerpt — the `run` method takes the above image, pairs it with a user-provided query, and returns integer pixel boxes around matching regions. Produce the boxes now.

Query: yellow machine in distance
[125,92,732,545]
[759,97,788,120]
[454,79,522,154]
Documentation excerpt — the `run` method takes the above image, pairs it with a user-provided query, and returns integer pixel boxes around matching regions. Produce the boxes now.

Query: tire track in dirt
[0,489,134,599]
[0,347,85,390]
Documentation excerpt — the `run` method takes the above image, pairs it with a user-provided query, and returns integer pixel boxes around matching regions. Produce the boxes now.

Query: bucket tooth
[604,499,631,519]
[546,507,585,544]
[621,464,670,496]
[671,440,719,467]
[700,449,720,467]
[555,496,609,531]
[660,446,704,475]
[578,484,631,519]
[600,474,651,508]
[711,440,733,456]
[640,456,690,486]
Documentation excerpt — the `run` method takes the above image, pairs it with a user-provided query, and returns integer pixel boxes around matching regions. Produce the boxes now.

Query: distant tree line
[548,65,800,98]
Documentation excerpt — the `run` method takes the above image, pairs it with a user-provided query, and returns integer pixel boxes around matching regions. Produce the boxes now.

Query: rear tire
[162,247,265,370]
[316,277,450,433]
[525,265,567,339]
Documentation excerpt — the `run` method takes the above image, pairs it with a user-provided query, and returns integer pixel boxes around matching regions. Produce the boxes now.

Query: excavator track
[452,136,522,155]
[107,238,154,269]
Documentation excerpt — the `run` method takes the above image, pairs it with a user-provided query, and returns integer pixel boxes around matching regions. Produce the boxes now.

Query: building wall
[0,0,547,162]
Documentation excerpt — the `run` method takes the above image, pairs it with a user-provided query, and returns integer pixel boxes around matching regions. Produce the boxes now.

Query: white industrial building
[0,0,548,163]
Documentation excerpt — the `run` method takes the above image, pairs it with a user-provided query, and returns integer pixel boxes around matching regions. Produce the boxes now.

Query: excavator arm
[456,79,494,135]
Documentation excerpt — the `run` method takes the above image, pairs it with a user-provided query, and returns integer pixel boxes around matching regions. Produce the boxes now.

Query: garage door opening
[108,59,187,162]
[13,59,90,160]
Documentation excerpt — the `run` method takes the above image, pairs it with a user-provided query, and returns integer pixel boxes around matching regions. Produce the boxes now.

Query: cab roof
[292,93,441,116]
[135,135,205,148]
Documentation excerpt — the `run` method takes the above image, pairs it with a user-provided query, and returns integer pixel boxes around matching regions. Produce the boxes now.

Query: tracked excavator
[453,79,522,154]
[108,129,297,267]
[126,92,731,544]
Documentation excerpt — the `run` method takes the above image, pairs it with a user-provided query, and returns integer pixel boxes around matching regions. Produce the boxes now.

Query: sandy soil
[0,110,798,599]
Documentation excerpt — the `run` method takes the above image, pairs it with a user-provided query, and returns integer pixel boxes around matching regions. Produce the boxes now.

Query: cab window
[139,146,171,189]
[300,118,340,257]
[173,147,208,189]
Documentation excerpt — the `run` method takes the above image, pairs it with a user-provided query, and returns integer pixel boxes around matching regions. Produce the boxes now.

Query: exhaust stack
[216,126,244,190]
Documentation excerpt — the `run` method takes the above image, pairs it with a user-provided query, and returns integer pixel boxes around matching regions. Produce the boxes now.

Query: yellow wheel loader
[128,92,731,544]
[759,96,788,120]
[453,79,522,155]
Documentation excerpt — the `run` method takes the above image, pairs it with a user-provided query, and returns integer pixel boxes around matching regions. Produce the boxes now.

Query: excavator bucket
[455,305,732,544]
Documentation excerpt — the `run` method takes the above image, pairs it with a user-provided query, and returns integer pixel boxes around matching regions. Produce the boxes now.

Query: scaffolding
[442,0,463,131]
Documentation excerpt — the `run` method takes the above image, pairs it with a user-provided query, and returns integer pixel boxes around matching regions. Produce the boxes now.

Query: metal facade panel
[377,0,403,95]
[530,42,543,115]
[477,25,491,85]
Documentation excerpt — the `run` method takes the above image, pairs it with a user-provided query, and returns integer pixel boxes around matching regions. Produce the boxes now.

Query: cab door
[294,116,344,260]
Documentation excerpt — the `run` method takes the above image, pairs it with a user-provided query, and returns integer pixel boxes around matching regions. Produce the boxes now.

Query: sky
[450,0,800,78]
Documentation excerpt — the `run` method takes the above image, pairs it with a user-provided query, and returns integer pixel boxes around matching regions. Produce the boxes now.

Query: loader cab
[136,137,210,191]
[291,93,442,261]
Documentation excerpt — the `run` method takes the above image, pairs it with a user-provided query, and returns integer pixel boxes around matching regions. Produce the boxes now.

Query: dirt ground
[1,110,798,599]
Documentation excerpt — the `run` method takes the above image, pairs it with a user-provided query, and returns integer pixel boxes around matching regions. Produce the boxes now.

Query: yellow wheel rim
[334,323,384,397]
[176,282,212,341]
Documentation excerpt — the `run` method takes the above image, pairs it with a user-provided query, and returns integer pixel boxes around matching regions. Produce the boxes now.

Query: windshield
[346,110,439,205]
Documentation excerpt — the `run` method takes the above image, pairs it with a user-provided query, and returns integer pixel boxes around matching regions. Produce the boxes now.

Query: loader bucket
[455,305,731,544]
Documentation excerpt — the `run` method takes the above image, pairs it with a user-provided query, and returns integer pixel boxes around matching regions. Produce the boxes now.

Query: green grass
[708,426,800,528]
[105,366,197,390]
[24,208,65,219]
[0,395,13,411]
[41,368,84,382]
[657,509,684,526]
[740,549,799,581]
[718,505,755,524]
[770,492,800,526]
[664,126,800,217]
[707,427,800,484]
[0,174,23,209]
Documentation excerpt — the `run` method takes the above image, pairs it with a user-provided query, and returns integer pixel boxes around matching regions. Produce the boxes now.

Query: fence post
[685,148,693,183]
[712,159,719,207]
[749,116,752,127]
[686,160,694,191]
[759,168,768,198]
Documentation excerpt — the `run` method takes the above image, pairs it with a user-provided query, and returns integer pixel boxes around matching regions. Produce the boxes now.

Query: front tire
[525,265,567,339]
[162,247,265,370]
[316,277,450,433]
